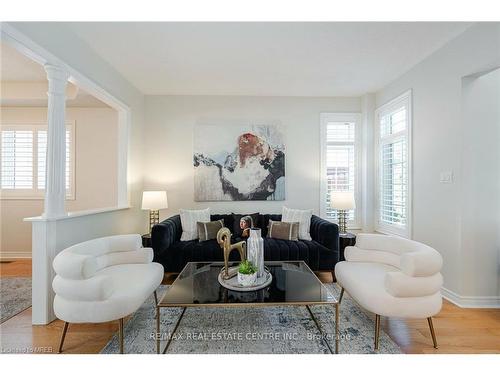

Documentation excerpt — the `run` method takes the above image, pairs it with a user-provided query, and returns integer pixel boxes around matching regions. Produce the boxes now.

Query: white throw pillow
[180,208,211,241]
[282,206,313,241]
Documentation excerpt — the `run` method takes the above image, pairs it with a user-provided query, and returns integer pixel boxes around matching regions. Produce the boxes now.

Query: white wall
[143,95,361,219]
[375,23,500,304]
[0,107,119,257]
[460,68,500,299]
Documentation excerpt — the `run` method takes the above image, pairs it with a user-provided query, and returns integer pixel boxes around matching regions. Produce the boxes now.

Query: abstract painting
[194,125,285,201]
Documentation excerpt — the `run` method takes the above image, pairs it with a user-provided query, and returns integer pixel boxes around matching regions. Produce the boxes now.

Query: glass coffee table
[156,261,339,354]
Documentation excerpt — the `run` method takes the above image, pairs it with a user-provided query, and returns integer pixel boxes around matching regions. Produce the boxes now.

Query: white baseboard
[0,251,32,261]
[442,287,500,308]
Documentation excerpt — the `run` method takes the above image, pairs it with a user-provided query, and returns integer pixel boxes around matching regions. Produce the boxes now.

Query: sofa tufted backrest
[209,214,283,237]
[260,214,282,237]
[210,214,235,229]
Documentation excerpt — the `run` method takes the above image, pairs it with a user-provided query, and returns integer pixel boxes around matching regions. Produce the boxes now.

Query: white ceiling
[67,22,472,97]
[0,42,109,107]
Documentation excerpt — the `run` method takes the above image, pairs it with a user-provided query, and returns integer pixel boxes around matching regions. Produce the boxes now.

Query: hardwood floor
[0,259,31,277]
[1,260,499,354]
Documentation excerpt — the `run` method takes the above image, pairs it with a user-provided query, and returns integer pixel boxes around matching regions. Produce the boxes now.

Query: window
[0,123,75,199]
[375,91,412,237]
[320,113,361,228]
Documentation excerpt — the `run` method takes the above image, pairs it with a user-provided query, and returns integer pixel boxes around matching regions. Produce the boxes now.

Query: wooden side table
[339,233,356,262]
[142,233,152,248]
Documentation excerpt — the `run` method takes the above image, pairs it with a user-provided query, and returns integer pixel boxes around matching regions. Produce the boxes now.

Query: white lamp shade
[142,191,168,210]
[330,191,356,210]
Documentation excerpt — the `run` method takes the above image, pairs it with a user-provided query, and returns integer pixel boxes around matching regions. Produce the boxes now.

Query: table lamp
[142,191,168,233]
[330,191,355,233]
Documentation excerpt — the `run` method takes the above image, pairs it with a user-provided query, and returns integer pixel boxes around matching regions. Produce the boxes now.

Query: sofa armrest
[400,248,443,277]
[151,215,182,261]
[384,271,443,298]
[310,215,339,253]
[53,251,99,280]
[52,274,114,301]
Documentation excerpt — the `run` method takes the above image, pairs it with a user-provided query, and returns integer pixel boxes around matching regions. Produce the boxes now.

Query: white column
[31,64,69,325]
[43,64,69,218]
[31,219,58,324]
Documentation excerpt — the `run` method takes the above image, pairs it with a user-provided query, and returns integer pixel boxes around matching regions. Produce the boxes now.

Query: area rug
[0,277,32,324]
[101,284,402,354]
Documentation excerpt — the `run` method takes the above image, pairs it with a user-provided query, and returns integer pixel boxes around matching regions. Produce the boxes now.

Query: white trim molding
[0,251,32,260]
[24,205,131,222]
[319,112,363,230]
[374,89,413,239]
[442,287,500,309]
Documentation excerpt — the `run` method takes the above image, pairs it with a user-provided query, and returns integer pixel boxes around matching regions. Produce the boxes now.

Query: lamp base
[337,209,348,234]
[149,210,160,233]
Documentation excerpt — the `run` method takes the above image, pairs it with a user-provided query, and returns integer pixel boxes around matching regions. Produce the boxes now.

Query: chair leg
[118,318,124,354]
[338,287,345,305]
[374,314,380,351]
[153,290,158,318]
[427,317,438,348]
[58,321,69,353]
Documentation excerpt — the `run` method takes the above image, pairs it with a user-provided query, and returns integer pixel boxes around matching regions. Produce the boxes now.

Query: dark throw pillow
[267,220,299,241]
[197,219,224,242]
[232,212,260,238]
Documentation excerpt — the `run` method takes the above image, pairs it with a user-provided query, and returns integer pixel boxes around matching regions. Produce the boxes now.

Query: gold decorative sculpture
[217,227,246,279]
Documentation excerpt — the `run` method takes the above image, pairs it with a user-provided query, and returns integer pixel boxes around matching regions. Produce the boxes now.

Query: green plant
[238,260,257,275]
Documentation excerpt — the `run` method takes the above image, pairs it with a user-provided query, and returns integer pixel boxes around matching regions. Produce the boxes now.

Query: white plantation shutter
[0,124,74,199]
[380,137,407,225]
[376,91,412,237]
[1,130,34,189]
[320,114,361,227]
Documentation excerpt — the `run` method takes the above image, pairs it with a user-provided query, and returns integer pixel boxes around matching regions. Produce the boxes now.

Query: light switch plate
[440,171,453,184]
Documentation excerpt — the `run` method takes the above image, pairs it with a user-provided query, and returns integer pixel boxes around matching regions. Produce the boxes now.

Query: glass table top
[158,261,337,307]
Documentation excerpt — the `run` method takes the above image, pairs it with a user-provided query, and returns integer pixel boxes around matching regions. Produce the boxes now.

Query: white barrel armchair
[335,234,443,350]
[52,234,164,353]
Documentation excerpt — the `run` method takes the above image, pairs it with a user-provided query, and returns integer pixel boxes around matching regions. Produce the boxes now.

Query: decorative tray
[217,267,273,292]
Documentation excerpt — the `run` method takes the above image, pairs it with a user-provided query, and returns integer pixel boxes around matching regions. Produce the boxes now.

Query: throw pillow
[180,208,211,241]
[197,219,224,242]
[282,206,313,241]
[267,220,299,241]
[232,212,260,238]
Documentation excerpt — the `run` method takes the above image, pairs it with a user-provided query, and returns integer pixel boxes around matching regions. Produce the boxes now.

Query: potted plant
[237,260,258,287]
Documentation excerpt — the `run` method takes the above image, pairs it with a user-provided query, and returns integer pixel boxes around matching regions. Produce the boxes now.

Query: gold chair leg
[374,314,380,350]
[338,287,344,305]
[427,317,438,348]
[153,290,158,318]
[118,318,124,354]
[156,304,161,354]
[58,321,69,353]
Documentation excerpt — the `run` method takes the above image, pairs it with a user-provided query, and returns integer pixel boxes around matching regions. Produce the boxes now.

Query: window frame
[319,112,362,229]
[0,121,75,200]
[374,90,412,238]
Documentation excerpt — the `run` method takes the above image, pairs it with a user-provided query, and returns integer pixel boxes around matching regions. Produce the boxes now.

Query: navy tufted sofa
[152,214,339,274]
